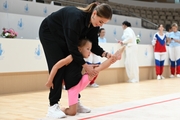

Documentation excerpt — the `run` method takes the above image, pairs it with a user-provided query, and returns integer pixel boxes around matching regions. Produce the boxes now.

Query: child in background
[152,24,167,80]
[84,28,107,87]
[45,38,124,116]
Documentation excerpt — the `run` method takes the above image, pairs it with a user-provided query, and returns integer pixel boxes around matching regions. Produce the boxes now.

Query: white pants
[154,52,166,75]
[124,45,139,82]
[168,46,180,75]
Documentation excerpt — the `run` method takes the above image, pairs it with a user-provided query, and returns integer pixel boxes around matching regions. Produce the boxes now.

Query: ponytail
[77,2,112,20]
[77,2,98,13]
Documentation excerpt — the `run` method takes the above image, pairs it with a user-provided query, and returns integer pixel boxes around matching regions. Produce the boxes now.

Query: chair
[161,8,167,12]
[167,16,173,21]
[146,10,152,15]
[165,11,172,16]
[152,10,158,15]
[159,11,165,16]
[174,16,180,21]
[158,20,164,25]
[153,15,159,20]
[165,20,171,25]
[152,19,158,24]
[141,13,146,18]
[160,15,166,20]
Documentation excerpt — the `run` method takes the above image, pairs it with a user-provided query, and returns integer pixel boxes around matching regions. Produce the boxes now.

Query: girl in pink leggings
[45,38,124,116]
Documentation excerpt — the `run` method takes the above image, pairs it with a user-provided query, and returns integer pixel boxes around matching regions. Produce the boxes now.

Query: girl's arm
[46,55,73,89]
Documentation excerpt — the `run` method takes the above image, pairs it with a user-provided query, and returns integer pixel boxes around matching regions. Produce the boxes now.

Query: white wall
[0,38,170,73]
[0,0,142,27]
[0,11,154,43]
[108,14,141,28]
[103,24,157,44]
[0,0,61,17]
[1,0,158,44]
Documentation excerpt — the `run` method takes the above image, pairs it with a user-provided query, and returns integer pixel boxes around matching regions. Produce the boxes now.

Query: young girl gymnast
[45,38,124,116]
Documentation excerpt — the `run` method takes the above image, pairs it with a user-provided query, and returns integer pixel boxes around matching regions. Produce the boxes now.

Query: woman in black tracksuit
[39,2,113,118]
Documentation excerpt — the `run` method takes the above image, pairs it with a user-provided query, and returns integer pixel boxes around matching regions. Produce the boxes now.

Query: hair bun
[122,21,131,27]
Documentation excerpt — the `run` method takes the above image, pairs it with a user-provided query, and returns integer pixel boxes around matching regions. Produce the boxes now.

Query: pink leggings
[68,74,90,106]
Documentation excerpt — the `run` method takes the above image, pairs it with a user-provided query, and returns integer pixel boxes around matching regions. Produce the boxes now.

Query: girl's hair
[171,23,178,28]
[78,38,91,47]
[122,21,131,27]
[98,28,105,36]
[157,24,164,29]
[77,2,112,20]
[165,24,172,32]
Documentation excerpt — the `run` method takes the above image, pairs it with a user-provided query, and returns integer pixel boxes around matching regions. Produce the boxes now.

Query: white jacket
[121,27,137,46]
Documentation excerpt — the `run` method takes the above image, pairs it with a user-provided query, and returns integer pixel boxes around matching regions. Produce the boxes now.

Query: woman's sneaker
[77,101,91,113]
[46,104,66,119]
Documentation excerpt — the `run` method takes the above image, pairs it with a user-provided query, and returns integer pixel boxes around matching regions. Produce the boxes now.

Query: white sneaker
[89,83,99,88]
[177,74,180,78]
[157,75,161,80]
[170,74,175,78]
[46,104,66,119]
[161,75,165,79]
[77,101,91,113]
[128,79,139,83]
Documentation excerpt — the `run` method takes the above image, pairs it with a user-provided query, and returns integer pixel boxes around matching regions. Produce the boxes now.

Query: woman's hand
[83,63,98,78]
[118,40,124,45]
[109,54,117,64]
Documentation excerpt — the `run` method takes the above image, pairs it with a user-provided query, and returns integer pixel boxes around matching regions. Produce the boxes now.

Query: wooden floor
[0,78,180,120]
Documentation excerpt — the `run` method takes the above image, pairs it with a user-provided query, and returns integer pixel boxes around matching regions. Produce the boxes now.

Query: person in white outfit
[84,28,107,87]
[118,21,139,83]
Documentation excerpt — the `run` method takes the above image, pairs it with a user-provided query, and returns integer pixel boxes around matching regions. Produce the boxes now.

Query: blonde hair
[77,2,112,20]
[171,23,178,28]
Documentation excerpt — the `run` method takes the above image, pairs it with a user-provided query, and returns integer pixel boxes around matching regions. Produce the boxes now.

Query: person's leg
[130,46,139,82]
[124,47,137,82]
[169,47,175,77]
[89,75,98,87]
[66,74,90,115]
[39,19,66,118]
[160,53,166,77]
[175,46,180,77]
[89,53,100,87]
[64,61,91,113]
[154,52,161,80]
